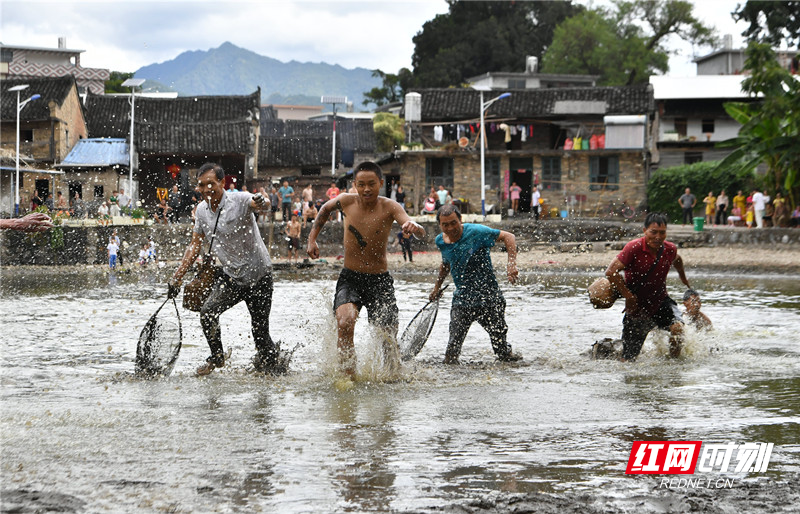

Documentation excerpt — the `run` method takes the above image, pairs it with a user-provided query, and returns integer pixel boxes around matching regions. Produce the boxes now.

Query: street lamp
[473,86,511,219]
[321,96,347,176]
[121,78,145,203]
[10,84,41,216]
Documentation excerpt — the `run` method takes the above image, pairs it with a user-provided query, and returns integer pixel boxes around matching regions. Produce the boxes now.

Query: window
[701,119,715,133]
[589,156,619,191]
[94,185,104,198]
[485,157,501,190]
[541,156,561,191]
[684,152,703,164]
[1,49,12,62]
[300,168,321,176]
[20,129,33,142]
[508,79,526,89]
[674,118,687,137]
[425,157,454,190]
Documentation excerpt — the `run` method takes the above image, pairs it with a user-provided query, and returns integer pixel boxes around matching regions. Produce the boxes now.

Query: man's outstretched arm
[497,230,518,284]
[430,261,451,302]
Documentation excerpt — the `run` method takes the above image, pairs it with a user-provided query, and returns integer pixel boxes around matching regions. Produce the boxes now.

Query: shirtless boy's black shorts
[334,268,398,330]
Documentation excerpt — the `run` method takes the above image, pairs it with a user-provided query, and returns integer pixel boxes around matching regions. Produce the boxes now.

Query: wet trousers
[682,207,694,225]
[446,300,512,361]
[200,272,276,366]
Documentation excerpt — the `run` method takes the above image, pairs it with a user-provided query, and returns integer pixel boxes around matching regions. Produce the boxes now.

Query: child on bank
[107,238,119,270]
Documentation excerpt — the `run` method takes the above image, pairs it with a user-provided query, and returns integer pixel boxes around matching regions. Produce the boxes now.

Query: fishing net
[136,298,182,377]
[399,285,448,361]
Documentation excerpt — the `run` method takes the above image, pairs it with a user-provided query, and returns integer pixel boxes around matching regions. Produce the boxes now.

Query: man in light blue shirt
[278,180,294,221]
[429,204,522,364]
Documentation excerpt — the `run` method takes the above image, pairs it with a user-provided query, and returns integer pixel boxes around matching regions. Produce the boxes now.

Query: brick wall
[392,149,647,216]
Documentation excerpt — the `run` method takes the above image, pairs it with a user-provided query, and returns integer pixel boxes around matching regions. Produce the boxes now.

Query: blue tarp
[58,138,129,168]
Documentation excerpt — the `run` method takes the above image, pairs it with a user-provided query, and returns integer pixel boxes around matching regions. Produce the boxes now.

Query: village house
[0,75,86,213]
[54,138,130,214]
[84,90,261,208]
[383,85,654,217]
[649,75,754,171]
[0,38,110,95]
[649,37,796,172]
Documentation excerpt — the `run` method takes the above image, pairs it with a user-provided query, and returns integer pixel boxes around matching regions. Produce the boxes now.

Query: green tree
[543,0,716,85]
[734,0,800,47]
[541,9,665,85]
[104,71,134,94]
[362,68,413,107]
[717,42,800,207]
[410,1,582,87]
[373,113,406,153]
[648,161,756,222]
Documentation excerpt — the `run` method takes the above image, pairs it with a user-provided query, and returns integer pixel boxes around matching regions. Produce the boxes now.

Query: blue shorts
[109,255,117,268]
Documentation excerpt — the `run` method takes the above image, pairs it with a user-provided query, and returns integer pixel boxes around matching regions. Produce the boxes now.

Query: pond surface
[1,266,799,512]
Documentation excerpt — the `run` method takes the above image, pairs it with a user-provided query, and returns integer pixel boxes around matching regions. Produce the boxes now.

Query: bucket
[693,217,705,231]
[560,210,568,219]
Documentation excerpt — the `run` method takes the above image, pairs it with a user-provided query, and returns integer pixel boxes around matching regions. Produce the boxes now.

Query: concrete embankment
[1,218,798,266]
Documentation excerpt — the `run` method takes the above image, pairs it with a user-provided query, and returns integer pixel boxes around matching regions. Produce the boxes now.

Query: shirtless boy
[306,161,425,376]
[286,215,302,263]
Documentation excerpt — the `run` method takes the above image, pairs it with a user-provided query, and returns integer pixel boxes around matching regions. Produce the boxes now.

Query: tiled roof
[84,94,129,138]
[85,90,260,154]
[260,106,277,121]
[57,138,129,167]
[406,85,654,121]
[258,119,375,167]
[262,137,334,167]
[138,121,254,154]
[1,75,77,121]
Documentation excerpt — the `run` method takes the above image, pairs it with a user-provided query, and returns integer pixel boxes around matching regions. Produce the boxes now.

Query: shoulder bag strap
[204,201,223,261]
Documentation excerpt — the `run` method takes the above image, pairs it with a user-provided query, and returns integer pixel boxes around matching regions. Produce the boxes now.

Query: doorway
[509,157,533,212]
[68,182,83,201]
[35,179,50,201]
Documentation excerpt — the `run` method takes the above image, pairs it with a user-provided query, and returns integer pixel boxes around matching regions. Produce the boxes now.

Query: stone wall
[2,220,798,266]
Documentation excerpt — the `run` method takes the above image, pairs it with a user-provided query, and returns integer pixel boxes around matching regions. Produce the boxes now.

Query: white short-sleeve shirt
[193,191,272,286]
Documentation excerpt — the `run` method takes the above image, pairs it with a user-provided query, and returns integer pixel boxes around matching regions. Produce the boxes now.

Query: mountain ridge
[133,41,381,107]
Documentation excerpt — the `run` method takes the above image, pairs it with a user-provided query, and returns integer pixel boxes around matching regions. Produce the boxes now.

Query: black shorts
[334,268,398,331]
[287,237,300,250]
[621,296,682,360]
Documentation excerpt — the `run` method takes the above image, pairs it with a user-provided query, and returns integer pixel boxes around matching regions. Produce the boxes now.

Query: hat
[683,289,699,301]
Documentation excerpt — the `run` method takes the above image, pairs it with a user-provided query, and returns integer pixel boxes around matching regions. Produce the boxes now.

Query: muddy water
[1,266,799,513]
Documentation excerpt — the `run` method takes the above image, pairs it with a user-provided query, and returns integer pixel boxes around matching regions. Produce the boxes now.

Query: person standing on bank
[678,187,696,226]
[604,212,692,361]
[168,162,280,376]
[306,161,425,377]
[715,189,729,226]
[531,185,541,220]
[429,204,522,364]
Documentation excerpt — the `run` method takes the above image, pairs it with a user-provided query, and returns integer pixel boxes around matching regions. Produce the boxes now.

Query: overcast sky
[1,0,749,76]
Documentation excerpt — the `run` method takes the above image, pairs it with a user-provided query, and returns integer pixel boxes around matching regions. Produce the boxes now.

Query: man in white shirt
[117,189,131,214]
[531,186,541,220]
[168,162,279,376]
[437,185,449,206]
[752,189,770,228]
